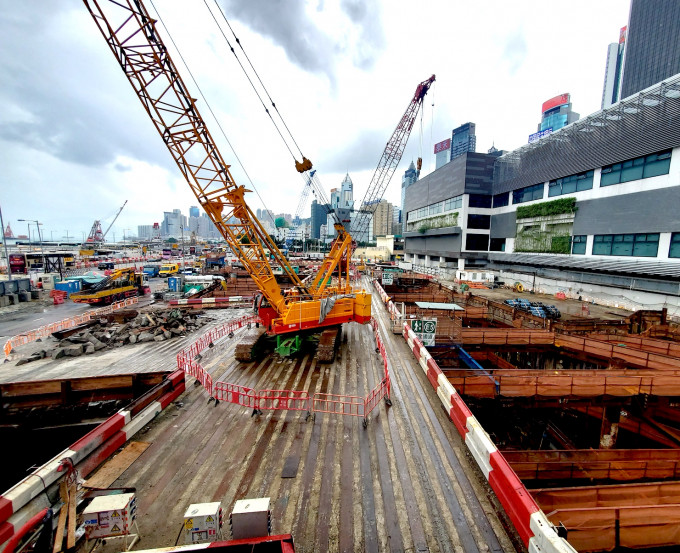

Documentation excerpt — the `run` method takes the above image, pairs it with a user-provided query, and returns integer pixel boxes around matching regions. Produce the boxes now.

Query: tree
[275,217,289,229]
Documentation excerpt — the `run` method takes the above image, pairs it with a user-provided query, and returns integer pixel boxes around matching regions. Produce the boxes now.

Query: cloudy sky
[0,0,630,242]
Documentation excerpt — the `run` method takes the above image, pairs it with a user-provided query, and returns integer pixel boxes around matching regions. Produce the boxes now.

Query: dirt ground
[449,283,633,321]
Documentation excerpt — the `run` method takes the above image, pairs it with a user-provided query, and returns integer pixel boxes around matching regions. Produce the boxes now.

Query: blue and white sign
[528,127,553,143]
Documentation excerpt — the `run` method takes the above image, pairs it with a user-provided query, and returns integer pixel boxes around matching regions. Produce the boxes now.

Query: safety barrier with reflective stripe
[169,295,253,307]
[375,276,575,553]
[3,296,139,358]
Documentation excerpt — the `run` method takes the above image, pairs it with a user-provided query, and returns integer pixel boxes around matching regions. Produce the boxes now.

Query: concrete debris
[13,308,214,363]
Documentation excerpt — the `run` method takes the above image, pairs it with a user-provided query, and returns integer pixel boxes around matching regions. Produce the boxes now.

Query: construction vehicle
[84,0,372,361]
[84,1,432,361]
[85,200,128,244]
[71,267,150,306]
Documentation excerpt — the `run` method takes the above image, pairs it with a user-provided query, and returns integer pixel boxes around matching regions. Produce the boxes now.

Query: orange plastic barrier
[3,297,139,358]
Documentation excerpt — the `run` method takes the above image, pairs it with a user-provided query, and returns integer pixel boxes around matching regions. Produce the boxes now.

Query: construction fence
[176,315,391,427]
[3,297,139,358]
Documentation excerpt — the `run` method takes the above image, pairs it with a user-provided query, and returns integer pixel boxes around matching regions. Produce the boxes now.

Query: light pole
[18,219,45,272]
[0,203,12,280]
[180,225,185,270]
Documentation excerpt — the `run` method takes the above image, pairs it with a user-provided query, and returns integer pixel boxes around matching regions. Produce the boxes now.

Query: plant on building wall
[408,211,459,233]
[514,222,573,254]
[516,197,577,219]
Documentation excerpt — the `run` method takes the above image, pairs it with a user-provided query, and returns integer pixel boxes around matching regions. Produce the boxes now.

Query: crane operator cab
[253,292,277,331]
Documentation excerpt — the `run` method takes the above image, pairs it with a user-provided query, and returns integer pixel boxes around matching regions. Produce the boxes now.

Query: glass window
[600,150,671,187]
[429,201,443,215]
[592,234,613,255]
[512,183,544,204]
[633,233,659,257]
[670,233,680,258]
[444,195,462,211]
[549,170,594,197]
[465,233,489,251]
[490,238,506,251]
[493,192,509,208]
[467,214,490,229]
[592,233,659,257]
[572,235,586,255]
[468,194,492,208]
[643,151,672,178]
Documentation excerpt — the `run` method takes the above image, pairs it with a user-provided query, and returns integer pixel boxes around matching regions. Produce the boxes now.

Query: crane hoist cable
[148,0,277,230]
[206,0,312,173]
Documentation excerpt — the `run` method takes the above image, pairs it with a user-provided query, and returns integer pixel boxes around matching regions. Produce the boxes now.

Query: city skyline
[1,2,630,244]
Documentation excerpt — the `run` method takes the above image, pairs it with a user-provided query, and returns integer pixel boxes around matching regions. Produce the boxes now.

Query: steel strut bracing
[83,0,306,315]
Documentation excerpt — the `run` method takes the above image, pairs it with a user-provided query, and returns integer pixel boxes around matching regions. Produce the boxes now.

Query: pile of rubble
[17,309,211,364]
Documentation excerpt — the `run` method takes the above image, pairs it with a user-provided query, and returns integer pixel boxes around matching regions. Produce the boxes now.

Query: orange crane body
[83,0,370,334]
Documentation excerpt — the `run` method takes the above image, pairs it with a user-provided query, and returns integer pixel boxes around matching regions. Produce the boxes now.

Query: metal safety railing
[3,296,139,358]
[177,315,392,427]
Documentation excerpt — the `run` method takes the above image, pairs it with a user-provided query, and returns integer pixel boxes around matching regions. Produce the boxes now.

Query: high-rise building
[434,138,452,169]
[162,209,186,239]
[189,206,200,218]
[536,93,580,135]
[451,123,477,159]
[372,200,394,238]
[401,161,419,233]
[310,200,328,239]
[620,0,680,99]
[327,174,355,239]
[601,26,627,108]
[137,225,153,240]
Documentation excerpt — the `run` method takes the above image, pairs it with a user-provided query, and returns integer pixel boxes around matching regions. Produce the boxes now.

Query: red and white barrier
[0,370,185,550]
[400,321,575,552]
[168,296,253,307]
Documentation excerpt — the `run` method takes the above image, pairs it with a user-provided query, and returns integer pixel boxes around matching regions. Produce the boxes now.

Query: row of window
[601,150,671,187]
[571,233,660,257]
[407,194,463,222]
[548,170,594,197]
[500,149,673,205]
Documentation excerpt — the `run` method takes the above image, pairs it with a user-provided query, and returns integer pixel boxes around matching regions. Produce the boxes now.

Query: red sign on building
[434,138,451,154]
[542,93,570,114]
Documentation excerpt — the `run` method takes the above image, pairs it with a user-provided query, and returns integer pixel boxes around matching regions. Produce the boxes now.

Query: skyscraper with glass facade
[537,94,579,133]
[620,0,680,99]
[451,123,477,159]
[401,161,419,233]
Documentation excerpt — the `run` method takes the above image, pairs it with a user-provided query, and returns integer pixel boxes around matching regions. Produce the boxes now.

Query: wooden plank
[66,481,77,549]
[52,481,68,553]
[85,441,151,489]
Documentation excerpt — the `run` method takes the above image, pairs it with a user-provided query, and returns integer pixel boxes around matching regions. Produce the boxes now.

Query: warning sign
[111,524,121,533]
[410,318,437,346]
[206,516,214,523]
[185,518,193,530]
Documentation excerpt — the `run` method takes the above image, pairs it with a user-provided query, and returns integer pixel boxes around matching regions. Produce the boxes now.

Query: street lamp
[18,219,45,272]
[180,225,185,270]
[0,203,12,281]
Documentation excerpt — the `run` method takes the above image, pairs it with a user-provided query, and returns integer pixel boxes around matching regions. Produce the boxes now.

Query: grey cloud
[341,0,386,70]
[218,0,338,83]
[0,2,174,170]
[502,29,528,75]
[318,128,388,174]
[218,0,386,81]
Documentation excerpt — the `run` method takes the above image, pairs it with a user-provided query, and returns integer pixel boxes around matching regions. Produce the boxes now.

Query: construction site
[2,1,680,553]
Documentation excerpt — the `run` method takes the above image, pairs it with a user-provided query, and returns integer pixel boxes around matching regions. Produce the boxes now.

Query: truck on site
[84,0,433,361]
[158,262,180,278]
[142,265,160,278]
[71,267,150,306]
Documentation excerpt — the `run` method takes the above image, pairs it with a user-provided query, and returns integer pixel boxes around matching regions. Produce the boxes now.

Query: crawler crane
[84,0,370,359]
